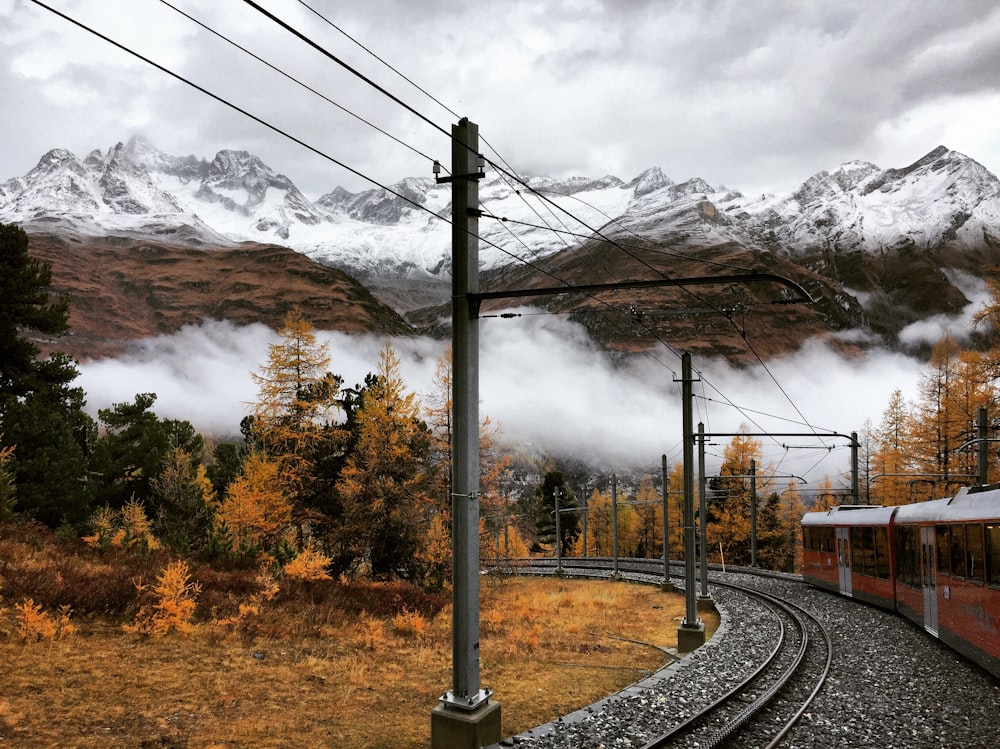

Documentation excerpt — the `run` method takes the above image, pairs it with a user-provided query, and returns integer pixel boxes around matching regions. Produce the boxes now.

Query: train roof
[802,504,898,526]
[893,485,1000,524]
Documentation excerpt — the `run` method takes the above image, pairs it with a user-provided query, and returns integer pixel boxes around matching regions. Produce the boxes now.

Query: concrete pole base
[431,700,502,749]
[676,621,706,653]
[696,595,715,613]
[660,580,676,592]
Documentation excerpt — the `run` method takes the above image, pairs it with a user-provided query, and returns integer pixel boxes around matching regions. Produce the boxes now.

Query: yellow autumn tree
[871,388,913,505]
[707,428,773,566]
[632,475,662,559]
[335,343,432,581]
[247,309,347,541]
[212,449,292,560]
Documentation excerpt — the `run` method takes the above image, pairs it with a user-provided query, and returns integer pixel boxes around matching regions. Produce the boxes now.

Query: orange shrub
[124,560,201,637]
[14,598,74,642]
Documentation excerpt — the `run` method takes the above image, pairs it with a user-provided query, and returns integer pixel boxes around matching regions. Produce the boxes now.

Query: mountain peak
[628,166,673,197]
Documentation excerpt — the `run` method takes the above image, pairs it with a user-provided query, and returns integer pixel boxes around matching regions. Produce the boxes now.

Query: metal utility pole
[677,353,706,651]
[554,486,562,573]
[698,422,710,603]
[750,459,758,567]
[978,408,988,486]
[431,118,501,749]
[611,473,620,577]
[661,455,674,591]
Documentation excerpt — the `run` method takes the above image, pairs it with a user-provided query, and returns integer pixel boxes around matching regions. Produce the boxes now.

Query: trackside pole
[697,422,713,610]
[661,455,674,592]
[677,353,705,651]
[431,118,501,749]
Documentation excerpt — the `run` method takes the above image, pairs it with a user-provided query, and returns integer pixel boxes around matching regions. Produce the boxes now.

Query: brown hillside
[469,239,869,364]
[26,232,413,360]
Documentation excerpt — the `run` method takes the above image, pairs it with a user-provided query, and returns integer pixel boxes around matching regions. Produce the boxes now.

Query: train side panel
[884,488,1000,679]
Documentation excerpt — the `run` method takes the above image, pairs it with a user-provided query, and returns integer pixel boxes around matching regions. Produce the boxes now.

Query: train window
[937,525,951,577]
[966,524,984,586]
[950,525,967,580]
[850,527,866,574]
[875,527,890,579]
[897,525,920,589]
[863,527,876,577]
[987,525,1000,589]
[822,527,835,553]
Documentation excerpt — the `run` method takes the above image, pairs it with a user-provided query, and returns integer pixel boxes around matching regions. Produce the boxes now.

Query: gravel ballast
[487,571,1000,748]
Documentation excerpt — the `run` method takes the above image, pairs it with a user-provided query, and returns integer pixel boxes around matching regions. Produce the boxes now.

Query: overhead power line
[240,0,451,140]
[156,0,440,168]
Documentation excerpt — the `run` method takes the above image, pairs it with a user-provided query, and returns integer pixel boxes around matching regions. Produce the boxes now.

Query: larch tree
[421,347,515,584]
[334,343,433,580]
[708,428,770,566]
[908,336,992,499]
[248,310,347,540]
[633,475,662,559]
[212,449,293,562]
[871,388,914,506]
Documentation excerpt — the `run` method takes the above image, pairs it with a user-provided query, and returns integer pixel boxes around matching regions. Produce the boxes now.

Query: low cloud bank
[76,314,925,488]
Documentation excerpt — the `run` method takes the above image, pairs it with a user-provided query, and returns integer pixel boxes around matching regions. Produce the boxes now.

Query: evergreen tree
[530,471,580,557]
[0,224,95,526]
[90,393,202,508]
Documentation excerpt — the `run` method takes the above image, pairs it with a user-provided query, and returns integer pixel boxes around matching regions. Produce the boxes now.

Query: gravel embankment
[488,571,1000,748]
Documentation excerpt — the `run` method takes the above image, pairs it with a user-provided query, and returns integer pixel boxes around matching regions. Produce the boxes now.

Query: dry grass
[0,524,719,748]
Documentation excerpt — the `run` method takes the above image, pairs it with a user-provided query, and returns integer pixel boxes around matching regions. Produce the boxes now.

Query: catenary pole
[431,118,501,748]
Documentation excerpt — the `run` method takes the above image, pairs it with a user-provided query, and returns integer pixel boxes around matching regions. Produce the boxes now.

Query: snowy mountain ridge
[3,136,1000,284]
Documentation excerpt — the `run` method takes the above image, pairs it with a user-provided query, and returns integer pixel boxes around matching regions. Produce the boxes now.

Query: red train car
[802,486,1000,679]
[802,505,898,609]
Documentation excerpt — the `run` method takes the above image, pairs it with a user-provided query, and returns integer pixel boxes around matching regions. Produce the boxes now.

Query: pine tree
[0,224,95,526]
[530,471,580,557]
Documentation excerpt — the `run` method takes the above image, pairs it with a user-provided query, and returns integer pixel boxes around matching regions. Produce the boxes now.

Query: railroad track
[500,557,833,748]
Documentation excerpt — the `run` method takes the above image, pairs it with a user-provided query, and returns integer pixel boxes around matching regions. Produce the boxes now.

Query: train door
[836,527,852,596]
[920,526,938,636]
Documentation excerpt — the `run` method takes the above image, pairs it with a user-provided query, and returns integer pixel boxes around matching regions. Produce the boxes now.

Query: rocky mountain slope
[3,137,999,361]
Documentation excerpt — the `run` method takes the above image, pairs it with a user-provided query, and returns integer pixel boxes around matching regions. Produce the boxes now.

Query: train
[801,484,1000,679]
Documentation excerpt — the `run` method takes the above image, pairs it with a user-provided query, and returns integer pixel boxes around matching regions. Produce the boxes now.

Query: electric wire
[156,0,441,169]
[296,0,463,122]
[240,0,451,140]
[277,0,813,432]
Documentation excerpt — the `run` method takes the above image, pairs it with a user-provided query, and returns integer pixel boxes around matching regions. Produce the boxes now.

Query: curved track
[506,557,833,748]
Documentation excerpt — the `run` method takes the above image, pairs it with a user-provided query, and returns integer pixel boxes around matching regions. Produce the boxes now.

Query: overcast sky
[3,0,1000,198]
[3,0,997,489]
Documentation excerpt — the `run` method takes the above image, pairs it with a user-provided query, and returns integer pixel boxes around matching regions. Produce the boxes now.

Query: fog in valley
[76,294,991,495]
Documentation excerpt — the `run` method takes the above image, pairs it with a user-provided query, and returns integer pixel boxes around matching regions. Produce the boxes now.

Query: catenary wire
[296,0,463,122]
[240,0,452,140]
[156,0,442,169]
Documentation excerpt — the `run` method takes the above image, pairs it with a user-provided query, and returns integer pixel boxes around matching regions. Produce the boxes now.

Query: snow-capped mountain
[4,136,1000,356]
[4,136,999,280]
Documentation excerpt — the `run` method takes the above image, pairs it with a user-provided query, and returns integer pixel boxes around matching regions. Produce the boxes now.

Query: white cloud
[75,316,925,492]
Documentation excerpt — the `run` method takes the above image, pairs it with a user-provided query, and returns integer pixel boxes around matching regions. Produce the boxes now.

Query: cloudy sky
[3,0,997,491]
[2,0,1000,198]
